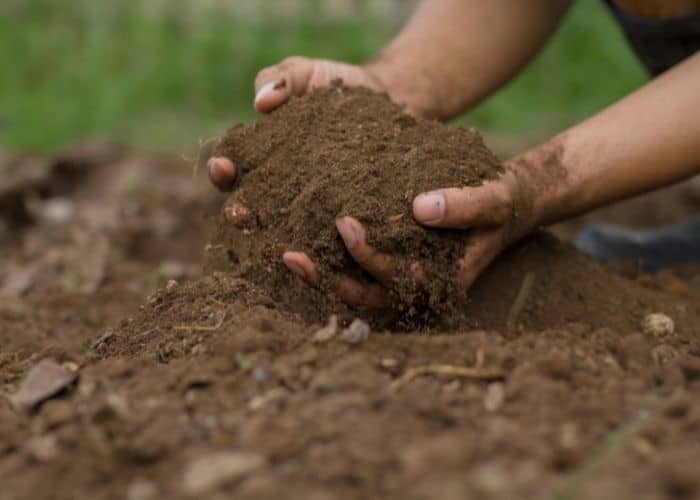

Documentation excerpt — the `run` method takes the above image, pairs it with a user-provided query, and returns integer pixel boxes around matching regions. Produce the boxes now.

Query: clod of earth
[209,84,503,326]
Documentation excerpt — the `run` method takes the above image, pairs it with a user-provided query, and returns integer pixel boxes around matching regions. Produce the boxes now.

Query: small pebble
[42,197,75,224]
[159,260,186,280]
[127,479,158,500]
[62,361,79,373]
[183,452,267,495]
[252,367,269,384]
[379,358,399,370]
[339,318,371,344]
[641,313,675,338]
[483,382,505,412]
[165,279,178,292]
[312,315,340,343]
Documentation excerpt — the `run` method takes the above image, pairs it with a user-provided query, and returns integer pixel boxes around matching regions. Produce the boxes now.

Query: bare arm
[210,0,572,188]
[518,52,700,226]
[367,0,572,119]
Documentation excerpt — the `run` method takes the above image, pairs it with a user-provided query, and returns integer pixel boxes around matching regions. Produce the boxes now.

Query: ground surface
[2,145,700,500]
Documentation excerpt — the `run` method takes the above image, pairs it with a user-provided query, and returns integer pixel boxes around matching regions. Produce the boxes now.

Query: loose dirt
[2,126,700,498]
[210,84,503,323]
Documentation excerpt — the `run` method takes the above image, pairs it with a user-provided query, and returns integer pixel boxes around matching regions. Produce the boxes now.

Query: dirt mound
[208,85,687,333]
[209,84,503,322]
[4,145,700,500]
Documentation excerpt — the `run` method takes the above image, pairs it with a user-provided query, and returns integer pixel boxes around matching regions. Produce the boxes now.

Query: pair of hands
[208,57,539,308]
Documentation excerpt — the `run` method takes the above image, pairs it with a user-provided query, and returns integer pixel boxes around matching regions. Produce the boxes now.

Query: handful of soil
[209,83,503,325]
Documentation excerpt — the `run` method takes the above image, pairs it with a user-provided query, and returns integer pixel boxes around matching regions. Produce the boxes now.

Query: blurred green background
[0,0,648,155]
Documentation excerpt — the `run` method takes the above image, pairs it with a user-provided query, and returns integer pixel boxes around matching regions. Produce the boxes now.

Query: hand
[282,167,541,308]
[208,57,387,192]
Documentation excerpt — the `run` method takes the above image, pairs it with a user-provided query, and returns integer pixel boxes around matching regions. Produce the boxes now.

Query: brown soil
[210,84,503,323]
[2,134,700,500]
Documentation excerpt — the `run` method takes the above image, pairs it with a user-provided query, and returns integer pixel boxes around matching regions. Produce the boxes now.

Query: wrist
[499,167,544,243]
[505,136,575,229]
[362,55,439,118]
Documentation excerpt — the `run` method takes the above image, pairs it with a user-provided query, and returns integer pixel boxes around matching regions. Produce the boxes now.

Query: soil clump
[211,84,503,324]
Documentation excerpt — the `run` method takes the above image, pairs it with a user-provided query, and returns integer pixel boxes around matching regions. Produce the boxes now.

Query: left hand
[281,167,541,308]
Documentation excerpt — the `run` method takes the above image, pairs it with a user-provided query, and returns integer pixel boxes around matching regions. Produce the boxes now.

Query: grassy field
[0,0,648,154]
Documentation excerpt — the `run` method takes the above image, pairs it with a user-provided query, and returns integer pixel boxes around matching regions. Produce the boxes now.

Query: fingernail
[336,217,357,249]
[413,192,445,224]
[286,260,307,280]
[254,81,278,105]
[208,157,235,183]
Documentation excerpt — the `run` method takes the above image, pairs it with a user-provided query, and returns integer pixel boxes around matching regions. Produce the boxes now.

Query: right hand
[208,57,386,191]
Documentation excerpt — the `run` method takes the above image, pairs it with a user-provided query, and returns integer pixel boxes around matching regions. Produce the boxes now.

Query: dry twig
[390,363,504,392]
[506,272,536,334]
[181,136,220,177]
[174,311,227,332]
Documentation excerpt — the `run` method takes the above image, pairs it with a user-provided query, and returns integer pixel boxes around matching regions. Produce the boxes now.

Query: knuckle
[353,245,376,266]
[279,56,308,69]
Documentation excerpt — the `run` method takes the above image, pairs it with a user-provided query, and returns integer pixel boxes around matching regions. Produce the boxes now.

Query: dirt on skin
[2,140,700,500]
[210,84,504,324]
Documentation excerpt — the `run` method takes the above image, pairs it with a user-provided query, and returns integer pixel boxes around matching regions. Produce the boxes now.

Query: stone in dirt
[312,314,340,343]
[8,359,78,411]
[339,318,371,344]
[641,312,675,338]
[182,451,267,495]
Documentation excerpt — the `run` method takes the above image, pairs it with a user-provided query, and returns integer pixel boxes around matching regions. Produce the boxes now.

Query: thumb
[254,57,316,113]
[412,183,512,229]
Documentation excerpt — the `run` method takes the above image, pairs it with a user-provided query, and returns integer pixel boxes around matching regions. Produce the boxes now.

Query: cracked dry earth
[2,144,700,500]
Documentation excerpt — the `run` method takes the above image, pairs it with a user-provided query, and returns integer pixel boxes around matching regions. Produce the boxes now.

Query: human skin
[209,0,700,308]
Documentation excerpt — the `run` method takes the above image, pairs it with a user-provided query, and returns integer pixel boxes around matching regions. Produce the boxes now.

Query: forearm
[365,0,571,119]
[515,52,700,227]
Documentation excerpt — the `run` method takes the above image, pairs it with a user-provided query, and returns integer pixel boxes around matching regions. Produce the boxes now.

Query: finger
[335,276,390,309]
[254,57,315,113]
[224,201,252,229]
[412,183,511,229]
[335,216,397,286]
[456,230,504,291]
[336,216,428,288]
[283,251,320,286]
[283,251,389,308]
[207,156,237,191]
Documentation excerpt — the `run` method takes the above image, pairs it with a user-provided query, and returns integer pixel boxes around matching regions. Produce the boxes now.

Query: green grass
[0,0,648,154]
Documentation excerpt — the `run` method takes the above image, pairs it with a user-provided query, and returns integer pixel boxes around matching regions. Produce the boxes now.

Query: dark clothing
[576,218,700,271]
[574,4,700,270]
[605,0,700,75]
